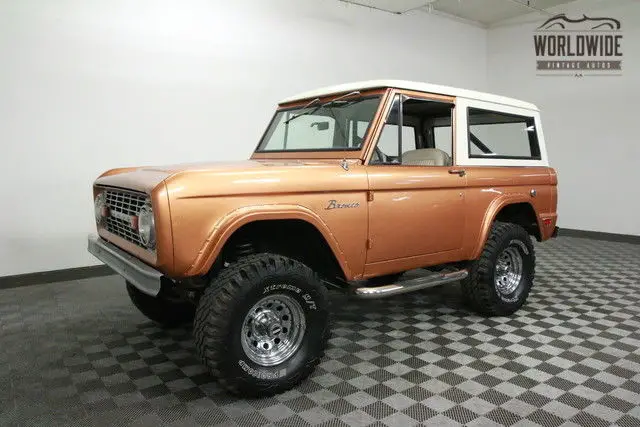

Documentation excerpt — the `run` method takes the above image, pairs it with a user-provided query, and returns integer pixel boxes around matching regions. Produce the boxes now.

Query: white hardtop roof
[279,80,538,111]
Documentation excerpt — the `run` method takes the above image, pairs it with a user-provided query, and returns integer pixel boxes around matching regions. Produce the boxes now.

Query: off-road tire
[126,282,195,327]
[461,221,535,316]
[194,253,331,397]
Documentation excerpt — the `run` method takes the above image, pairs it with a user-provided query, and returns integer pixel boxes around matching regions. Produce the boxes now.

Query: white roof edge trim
[279,80,539,112]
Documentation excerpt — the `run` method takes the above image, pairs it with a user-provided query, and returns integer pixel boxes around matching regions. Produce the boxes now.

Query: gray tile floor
[1,236,639,426]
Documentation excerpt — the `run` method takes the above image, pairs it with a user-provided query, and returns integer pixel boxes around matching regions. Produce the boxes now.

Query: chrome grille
[103,189,147,247]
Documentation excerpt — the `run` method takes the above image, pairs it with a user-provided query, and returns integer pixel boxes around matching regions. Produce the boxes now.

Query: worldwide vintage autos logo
[534,14,622,77]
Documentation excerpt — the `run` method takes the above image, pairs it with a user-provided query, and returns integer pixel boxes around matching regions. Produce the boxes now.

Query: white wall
[0,0,487,276]
[487,0,640,236]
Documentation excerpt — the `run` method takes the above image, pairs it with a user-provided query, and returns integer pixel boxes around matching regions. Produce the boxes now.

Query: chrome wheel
[494,246,523,295]
[241,294,306,367]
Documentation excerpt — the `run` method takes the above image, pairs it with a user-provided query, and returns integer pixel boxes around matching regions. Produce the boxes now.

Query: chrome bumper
[87,234,162,296]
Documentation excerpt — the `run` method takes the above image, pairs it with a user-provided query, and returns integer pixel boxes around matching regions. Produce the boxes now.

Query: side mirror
[310,121,329,131]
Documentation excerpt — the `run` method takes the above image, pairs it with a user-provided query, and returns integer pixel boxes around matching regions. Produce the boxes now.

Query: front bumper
[87,234,162,296]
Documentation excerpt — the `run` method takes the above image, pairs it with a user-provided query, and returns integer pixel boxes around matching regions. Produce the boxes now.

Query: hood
[140,159,345,174]
[95,158,366,197]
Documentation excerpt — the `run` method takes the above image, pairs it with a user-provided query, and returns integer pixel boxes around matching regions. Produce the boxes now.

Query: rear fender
[470,195,542,260]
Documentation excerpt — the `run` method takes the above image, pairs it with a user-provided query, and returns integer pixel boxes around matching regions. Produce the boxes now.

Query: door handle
[448,169,466,177]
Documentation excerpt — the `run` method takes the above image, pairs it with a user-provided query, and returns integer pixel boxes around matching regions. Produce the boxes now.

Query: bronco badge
[326,200,360,210]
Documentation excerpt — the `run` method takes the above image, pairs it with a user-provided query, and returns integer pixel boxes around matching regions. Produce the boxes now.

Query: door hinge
[366,239,373,249]
[367,191,374,202]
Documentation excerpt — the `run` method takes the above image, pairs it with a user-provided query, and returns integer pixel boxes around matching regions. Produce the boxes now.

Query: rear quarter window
[468,108,541,160]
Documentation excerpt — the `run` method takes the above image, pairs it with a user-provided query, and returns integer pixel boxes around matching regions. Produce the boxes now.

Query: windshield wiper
[283,97,320,124]
[283,91,361,125]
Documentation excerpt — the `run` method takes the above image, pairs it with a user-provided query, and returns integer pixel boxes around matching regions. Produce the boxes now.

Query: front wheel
[193,253,330,397]
[461,222,535,316]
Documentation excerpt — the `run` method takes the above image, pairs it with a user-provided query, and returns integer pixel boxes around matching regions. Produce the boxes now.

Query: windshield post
[397,94,404,165]
[283,111,289,150]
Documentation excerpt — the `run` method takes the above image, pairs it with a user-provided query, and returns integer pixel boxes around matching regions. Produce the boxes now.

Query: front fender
[470,195,542,260]
[184,204,352,279]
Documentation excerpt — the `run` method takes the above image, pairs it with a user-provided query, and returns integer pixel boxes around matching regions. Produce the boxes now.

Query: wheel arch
[471,197,542,260]
[186,205,352,280]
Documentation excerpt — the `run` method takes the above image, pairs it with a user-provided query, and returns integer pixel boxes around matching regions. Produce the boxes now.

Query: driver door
[365,92,467,270]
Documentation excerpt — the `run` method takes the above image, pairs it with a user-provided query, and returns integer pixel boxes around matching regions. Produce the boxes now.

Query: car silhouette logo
[538,14,621,31]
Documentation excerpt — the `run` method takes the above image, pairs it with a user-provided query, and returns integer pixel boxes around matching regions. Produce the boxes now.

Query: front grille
[103,189,148,247]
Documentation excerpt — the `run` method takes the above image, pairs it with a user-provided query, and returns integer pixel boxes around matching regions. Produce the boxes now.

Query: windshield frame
[251,88,389,160]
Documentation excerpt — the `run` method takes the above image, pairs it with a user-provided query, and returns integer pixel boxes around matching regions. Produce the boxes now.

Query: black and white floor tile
[1,236,639,426]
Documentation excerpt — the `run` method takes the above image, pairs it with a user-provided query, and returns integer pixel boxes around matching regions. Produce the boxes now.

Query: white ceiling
[338,0,579,26]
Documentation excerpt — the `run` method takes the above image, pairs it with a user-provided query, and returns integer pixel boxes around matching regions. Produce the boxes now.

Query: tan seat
[402,148,452,166]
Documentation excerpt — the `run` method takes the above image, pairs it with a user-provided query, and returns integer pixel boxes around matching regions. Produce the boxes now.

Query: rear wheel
[126,282,195,327]
[194,253,330,397]
[461,222,535,316]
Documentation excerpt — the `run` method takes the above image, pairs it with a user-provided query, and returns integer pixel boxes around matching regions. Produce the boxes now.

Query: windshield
[256,95,382,152]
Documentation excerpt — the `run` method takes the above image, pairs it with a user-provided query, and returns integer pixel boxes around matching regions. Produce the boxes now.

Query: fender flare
[470,195,542,260]
[185,204,352,278]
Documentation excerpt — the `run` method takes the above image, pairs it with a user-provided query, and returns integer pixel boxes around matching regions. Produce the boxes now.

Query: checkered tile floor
[1,236,639,426]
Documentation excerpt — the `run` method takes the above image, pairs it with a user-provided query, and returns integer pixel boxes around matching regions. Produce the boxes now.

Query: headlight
[138,202,156,249]
[94,192,107,224]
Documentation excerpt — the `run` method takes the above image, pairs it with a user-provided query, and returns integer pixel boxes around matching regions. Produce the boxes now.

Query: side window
[376,124,416,159]
[371,95,454,166]
[370,96,416,163]
[468,108,540,159]
[433,126,452,156]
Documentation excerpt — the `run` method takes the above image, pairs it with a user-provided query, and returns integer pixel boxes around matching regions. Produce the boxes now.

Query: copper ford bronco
[88,80,558,397]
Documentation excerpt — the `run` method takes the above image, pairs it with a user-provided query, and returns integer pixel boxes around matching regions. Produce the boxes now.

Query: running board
[353,269,469,299]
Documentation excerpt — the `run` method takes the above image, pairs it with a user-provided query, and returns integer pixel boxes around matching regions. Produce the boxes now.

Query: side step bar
[353,269,469,299]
